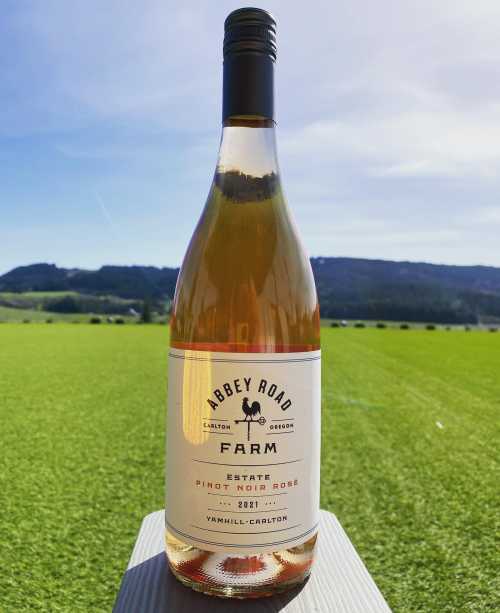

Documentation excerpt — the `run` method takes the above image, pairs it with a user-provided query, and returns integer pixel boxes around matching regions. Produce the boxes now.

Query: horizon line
[2,255,500,278]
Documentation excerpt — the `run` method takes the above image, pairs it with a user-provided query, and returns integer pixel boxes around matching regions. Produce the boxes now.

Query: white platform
[113,509,391,612]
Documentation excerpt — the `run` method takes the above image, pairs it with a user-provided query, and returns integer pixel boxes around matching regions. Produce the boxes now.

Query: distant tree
[90,316,102,324]
[46,318,53,324]
[376,322,387,329]
[45,295,81,313]
[400,323,410,330]
[115,317,125,324]
[330,321,340,328]
[354,322,366,328]
[426,324,436,330]
[489,327,498,333]
[141,299,153,324]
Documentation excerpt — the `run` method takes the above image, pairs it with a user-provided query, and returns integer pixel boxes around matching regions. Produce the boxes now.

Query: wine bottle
[165,7,321,598]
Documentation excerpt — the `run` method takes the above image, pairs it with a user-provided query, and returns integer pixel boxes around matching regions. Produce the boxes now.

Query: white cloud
[470,206,500,225]
[282,107,500,179]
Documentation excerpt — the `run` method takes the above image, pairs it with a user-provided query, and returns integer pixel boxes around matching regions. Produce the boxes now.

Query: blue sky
[1,0,500,274]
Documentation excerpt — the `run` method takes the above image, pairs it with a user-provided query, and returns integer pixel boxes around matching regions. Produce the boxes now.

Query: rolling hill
[1,259,500,323]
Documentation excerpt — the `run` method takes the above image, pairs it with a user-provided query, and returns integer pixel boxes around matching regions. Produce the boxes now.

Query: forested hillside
[2,258,500,323]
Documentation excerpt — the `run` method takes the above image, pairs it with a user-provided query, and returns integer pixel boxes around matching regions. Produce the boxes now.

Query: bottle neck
[218,49,279,199]
[216,118,280,179]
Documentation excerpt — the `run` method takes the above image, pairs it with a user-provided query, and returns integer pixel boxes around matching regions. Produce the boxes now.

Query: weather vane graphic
[234,397,266,441]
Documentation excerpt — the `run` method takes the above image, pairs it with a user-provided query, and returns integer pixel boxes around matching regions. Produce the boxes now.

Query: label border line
[169,353,320,364]
[191,523,300,535]
[166,521,319,549]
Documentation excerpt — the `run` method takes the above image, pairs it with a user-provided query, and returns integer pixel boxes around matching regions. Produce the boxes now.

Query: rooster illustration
[242,397,261,421]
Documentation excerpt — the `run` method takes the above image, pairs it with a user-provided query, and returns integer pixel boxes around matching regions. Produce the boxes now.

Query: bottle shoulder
[170,186,320,350]
[174,188,317,309]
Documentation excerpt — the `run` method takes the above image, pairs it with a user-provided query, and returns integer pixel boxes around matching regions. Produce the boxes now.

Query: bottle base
[165,529,317,599]
[168,560,310,599]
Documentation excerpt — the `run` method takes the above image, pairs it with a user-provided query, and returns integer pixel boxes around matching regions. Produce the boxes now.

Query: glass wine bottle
[165,7,321,598]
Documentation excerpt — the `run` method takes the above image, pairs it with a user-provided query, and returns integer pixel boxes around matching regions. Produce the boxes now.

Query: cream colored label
[166,349,321,554]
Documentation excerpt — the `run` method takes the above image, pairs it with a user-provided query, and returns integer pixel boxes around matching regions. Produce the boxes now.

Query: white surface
[113,509,392,612]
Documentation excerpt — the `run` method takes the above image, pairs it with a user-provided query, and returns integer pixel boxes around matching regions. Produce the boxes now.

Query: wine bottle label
[166,348,321,555]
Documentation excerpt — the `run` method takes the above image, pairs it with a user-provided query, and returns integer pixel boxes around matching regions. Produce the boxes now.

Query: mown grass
[322,328,499,612]
[0,325,498,611]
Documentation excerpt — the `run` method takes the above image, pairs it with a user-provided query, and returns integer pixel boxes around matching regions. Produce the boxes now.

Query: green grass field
[0,325,498,611]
